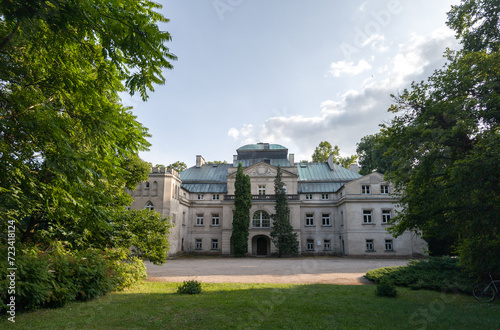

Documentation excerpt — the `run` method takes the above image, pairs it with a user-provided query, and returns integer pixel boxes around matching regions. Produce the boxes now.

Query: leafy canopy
[311,141,358,169]
[0,0,176,258]
[378,0,499,275]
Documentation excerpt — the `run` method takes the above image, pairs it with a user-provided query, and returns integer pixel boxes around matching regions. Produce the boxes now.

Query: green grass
[3,281,499,329]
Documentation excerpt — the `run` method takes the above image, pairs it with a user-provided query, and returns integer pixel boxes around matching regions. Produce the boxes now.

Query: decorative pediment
[227,162,298,179]
[247,164,276,177]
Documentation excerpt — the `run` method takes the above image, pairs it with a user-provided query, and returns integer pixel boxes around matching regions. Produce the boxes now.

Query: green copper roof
[180,164,232,183]
[237,143,287,151]
[297,163,362,181]
[298,182,344,193]
[181,183,227,193]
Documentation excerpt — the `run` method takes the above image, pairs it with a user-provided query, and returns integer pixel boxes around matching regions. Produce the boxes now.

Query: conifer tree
[231,163,252,256]
[270,165,299,256]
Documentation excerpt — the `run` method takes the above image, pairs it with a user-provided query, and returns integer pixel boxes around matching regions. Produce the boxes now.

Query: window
[152,181,158,196]
[306,239,314,251]
[258,185,266,196]
[252,211,270,228]
[362,185,371,194]
[366,239,374,251]
[382,210,391,224]
[321,194,329,200]
[305,214,314,226]
[212,194,220,200]
[145,201,154,211]
[145,182,150,189]
[212,239,219,250]
[195,239,202,250]
[322,214,331,226]
[305,194,313,200]
[340,211,344,226]
[197,194,204,200]
[385,239,393,251]
[211,213,220,226]
[381,185,389,194]
[363,210,373,224]
[324,240,331,250]
[196,214,204,226]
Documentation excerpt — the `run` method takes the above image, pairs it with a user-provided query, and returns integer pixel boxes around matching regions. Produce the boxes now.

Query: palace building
[127,143,426,257]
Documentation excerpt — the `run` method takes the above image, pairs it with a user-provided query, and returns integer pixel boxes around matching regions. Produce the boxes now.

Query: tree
[0,1,176,257]
[270,165,299,257]
[379,0,500,275]
[206,160,228,165]
[167,161,187,173]
[312,141,340,162]
[311,141,357,168]
[356,133,395,175]
[231,163,252,256]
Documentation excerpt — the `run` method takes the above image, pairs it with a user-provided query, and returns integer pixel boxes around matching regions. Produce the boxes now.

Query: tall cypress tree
[231,162,252,256]
[270,165,299,257]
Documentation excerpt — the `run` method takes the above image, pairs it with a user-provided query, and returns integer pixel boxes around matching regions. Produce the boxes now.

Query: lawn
[3,281,499,329]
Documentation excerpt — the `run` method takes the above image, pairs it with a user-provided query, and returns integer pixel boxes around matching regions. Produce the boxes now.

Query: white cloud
[228,28,458,161]
[228,127,239,139]
[329,59,372,77]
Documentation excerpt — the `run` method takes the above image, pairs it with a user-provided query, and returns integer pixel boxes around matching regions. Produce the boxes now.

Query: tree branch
[0,20,21,52]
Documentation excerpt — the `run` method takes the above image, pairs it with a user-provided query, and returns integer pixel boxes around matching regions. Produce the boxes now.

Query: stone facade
[127,143,427,257]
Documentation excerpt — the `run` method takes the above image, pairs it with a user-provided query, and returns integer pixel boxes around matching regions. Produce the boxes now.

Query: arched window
[145,201,154,211]
[152,181,158,196]
[252,211,270,228]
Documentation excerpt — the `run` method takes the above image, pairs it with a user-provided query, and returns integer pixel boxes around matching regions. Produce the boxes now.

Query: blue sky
[123,0,461,167]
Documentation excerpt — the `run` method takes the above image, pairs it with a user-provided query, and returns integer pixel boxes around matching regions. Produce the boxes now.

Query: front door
[257,237,267,255]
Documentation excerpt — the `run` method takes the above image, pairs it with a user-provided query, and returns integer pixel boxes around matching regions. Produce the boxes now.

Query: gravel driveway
[146,256,410,285]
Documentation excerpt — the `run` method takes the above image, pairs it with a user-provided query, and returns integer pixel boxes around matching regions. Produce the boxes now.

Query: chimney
[289,153,295,166]
[349,163,359,173]
[196,155,205,168]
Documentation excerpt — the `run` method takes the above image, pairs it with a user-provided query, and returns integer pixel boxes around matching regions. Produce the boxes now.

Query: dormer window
[381,185,389,194]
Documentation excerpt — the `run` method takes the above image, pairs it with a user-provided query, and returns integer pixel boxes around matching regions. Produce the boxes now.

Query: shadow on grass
[3,282,499,329]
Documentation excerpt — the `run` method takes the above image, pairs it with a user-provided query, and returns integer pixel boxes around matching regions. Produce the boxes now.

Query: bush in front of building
[0,242,146,312]
[365,257,474,293]
[177,280,202,294]
[376,278,397,297]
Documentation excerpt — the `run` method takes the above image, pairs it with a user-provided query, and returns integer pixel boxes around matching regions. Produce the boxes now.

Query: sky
[122,0,462,168]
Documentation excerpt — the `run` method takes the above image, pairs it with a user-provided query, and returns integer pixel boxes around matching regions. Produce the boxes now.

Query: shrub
[376,278,397,297]
[0,243,147,312]
[177,280,202,294]
[365,257,474,293]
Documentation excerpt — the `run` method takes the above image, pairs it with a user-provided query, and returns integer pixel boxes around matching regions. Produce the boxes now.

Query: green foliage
[365,257,474,293]
[107,209,173,265]
[376,0,500,275]
[0,243,146,312]
[376,278,397,297]
[205,160,228,165]
[231,163,252,256]
[166,161,187,173]
[356,133,395,175]
[177,280,203,295]
[311,141,357,168]
[312,141,340,162]
[0,0,175,252]
[270,165,299,256]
